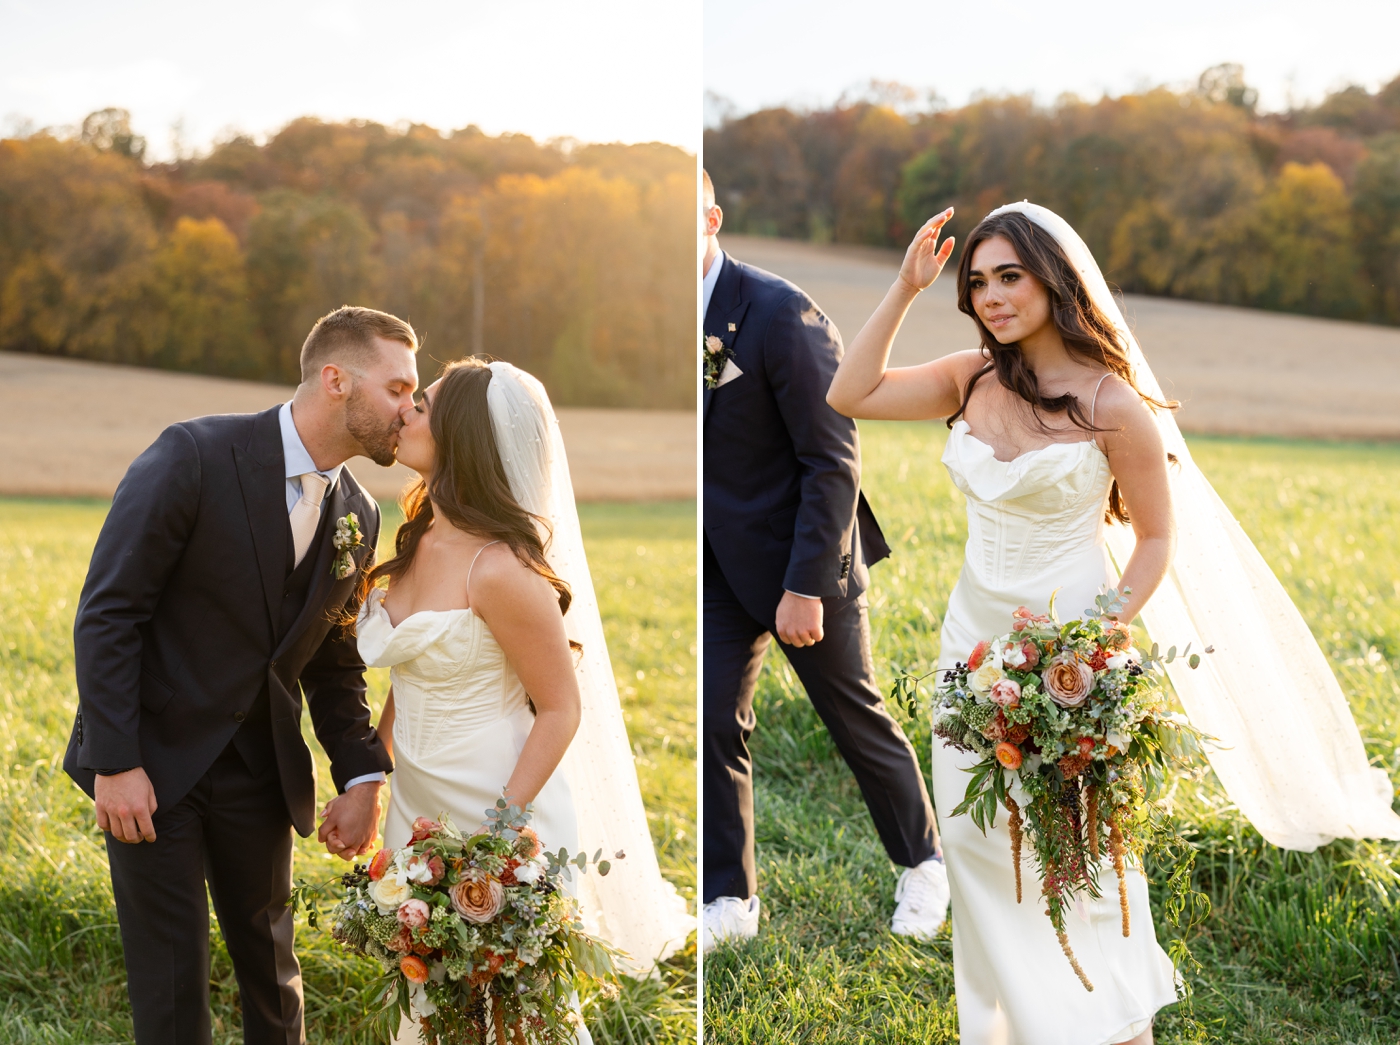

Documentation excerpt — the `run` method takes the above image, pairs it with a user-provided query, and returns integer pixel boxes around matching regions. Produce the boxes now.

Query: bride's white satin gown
[933,420,1177,1045]
[357,586,593,1045]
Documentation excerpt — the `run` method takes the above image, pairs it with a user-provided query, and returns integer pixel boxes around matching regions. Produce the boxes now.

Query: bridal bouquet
[896,588,1206,991]
[293,801,623,1044]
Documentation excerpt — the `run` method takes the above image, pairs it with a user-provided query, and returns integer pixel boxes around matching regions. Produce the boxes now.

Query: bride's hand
[897,208,956,293]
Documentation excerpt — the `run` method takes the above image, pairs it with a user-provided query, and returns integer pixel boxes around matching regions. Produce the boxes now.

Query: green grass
[0,497,696,1044]
[703,423,1400,1044]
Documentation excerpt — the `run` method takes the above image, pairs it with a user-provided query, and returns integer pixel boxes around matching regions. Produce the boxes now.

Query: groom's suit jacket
[703,254,889,618]
[63,405,392,837]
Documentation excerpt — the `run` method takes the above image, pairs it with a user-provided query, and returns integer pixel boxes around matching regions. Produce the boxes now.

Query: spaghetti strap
[465,540,503,604]
[1089,372,1112,429]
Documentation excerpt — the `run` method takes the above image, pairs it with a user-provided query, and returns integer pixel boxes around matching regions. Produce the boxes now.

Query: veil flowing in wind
[988,202,1400,852]
[484,362,692,972]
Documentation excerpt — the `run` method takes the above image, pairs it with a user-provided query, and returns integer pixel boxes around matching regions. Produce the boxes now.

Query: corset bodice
[941,420,1112,590]
[356,587,531,765]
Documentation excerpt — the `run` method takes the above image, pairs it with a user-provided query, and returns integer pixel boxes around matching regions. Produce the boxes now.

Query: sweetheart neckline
[952,420,1105,464]
[368,589,477,632]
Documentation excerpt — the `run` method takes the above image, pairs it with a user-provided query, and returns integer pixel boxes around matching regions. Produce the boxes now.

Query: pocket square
[717,358,743,387]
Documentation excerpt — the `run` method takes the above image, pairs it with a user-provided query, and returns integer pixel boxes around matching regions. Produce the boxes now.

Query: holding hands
[318,781,383,861]
[897,208,957,294]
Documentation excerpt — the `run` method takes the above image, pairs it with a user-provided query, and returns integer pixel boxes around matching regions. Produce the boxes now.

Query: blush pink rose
[1043,654,1094,708]
[396,898,431,929]
[410,817,442,843]
[450,877,506,923]
[988,678,1022,708]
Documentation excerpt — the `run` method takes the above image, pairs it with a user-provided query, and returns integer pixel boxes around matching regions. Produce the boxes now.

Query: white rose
[370,875,413,912]
[514,860,544,885]
[1106,731,1130,752]
[969,662,1006,696]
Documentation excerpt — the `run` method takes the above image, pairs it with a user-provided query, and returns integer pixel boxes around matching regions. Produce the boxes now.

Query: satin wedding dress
[358,577,594,1045]
[931,416,1177,1045]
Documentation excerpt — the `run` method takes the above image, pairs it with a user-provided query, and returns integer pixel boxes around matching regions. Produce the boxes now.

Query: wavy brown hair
[951,210,1177,523]
[344,357,577,646]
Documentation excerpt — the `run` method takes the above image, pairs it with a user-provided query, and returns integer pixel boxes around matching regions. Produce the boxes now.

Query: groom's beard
[345,386,399,466]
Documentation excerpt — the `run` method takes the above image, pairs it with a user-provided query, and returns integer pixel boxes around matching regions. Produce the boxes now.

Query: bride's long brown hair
[951,210,1177,523]
[344,357,576,646]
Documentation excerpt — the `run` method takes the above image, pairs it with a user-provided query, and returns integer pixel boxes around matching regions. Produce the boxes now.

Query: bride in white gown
[828,200,1400,1044]
[338,358,691,1042]
[829,204,1184,1044]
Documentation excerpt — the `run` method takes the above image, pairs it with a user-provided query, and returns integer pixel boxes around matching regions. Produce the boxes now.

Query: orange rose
[399,954,430,984]
[367,848,394,882]
[994,742,1023,770]
[450,876,506,923]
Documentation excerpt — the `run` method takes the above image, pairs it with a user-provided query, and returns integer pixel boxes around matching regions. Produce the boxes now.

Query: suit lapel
[703,258,749,425]
[232,407,287,633]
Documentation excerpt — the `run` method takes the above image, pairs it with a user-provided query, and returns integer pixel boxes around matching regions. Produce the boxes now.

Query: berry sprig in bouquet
[291,799,623,1044]
[894,588,1207,991]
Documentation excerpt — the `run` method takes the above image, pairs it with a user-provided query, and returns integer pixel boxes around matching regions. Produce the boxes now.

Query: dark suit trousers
[105,741,302,1045]
[703,551,938,903]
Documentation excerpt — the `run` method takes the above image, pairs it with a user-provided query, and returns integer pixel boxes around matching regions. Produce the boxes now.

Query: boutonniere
[702,333,733,389]
[332,512,363,579]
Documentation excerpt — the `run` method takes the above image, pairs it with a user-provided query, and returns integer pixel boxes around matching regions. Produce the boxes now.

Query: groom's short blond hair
[299,306,419,382]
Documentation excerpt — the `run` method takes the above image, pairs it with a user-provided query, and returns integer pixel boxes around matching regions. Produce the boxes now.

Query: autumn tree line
[0,111,696,408]
[705,66,1400,325]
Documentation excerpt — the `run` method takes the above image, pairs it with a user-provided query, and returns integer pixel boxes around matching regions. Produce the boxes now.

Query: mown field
[0,497,696,1044]
[704,422,1400,1044]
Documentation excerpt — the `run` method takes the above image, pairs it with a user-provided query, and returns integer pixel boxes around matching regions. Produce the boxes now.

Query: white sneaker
[701,895,761,952]
[891,857,949,940]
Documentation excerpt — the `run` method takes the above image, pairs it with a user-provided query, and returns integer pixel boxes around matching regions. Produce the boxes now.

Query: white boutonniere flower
[332,512,363,579]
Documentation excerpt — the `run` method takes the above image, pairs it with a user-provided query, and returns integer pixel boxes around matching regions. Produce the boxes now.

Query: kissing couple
[63,306,690,1043]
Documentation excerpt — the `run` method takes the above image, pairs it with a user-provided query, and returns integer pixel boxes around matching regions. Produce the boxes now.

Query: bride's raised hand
[897,208,956,293]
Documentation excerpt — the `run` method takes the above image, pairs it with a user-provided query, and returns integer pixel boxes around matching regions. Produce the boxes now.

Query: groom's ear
[319,362,355,402]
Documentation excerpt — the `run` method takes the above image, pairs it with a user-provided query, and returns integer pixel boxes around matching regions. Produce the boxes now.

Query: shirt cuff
[784,590,821,600]
[344,772,387,790]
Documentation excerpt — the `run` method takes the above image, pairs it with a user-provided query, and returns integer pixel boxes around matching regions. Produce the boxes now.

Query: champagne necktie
[289,472,329,568]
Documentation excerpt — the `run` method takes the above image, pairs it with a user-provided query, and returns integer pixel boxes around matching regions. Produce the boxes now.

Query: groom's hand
[94,767,158,844]
[318,781,382,861]
[776,591,824,648]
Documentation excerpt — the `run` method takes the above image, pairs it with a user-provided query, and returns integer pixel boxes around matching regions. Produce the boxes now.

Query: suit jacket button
[234,711,246,723]
[270,660,278,670]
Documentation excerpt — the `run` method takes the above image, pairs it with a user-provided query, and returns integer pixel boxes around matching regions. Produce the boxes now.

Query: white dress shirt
[278,402,385,792]
[702,249,725,320]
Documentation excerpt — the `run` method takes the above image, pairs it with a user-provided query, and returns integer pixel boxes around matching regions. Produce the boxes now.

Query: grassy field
[0,497,696,1044]
[703,422,1400,1044]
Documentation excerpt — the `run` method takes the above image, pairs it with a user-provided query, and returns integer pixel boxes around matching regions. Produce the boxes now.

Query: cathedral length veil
[484,362,692,972]
[988,202,1400,852]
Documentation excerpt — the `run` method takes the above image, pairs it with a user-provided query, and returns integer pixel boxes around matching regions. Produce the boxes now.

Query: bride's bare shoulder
[1093,374,1166,450]
[466,541,555,609]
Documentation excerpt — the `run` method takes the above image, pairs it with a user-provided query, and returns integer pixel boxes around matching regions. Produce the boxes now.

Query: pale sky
[705,0,1400,120]
[1,0,701,160]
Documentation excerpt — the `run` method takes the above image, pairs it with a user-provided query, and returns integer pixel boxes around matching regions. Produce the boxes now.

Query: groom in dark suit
[702,170,948,949]
[64,306,419,1043]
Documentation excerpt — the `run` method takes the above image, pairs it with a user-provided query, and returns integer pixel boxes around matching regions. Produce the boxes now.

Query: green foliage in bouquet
[290,799,624,1044]
[893,588,1213,994]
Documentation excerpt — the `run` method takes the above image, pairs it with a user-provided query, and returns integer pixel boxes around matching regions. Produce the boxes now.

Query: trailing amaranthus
[1005,794,1023,904]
